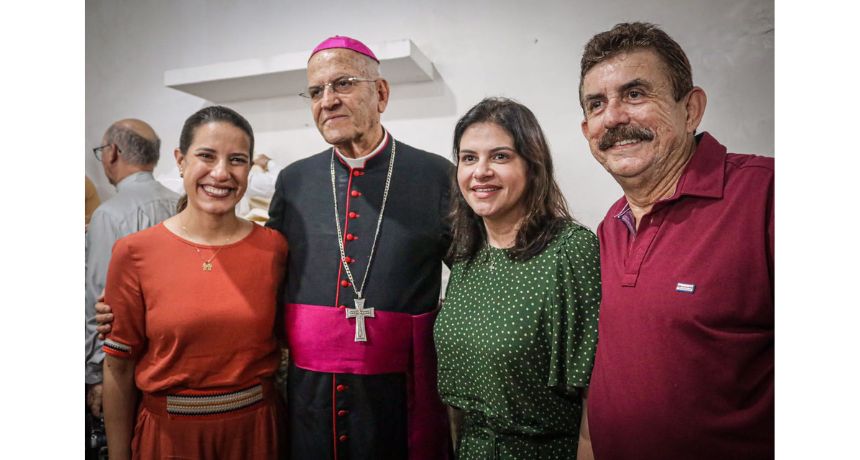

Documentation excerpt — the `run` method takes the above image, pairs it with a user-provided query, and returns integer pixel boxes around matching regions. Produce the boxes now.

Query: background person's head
[174,106,255,214]
[449,97,572,262]
[578,22,707,187]
[98,119,160,186]
[304,36,390,157]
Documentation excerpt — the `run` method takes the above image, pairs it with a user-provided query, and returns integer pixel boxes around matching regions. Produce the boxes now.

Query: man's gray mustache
[599,126,655,151]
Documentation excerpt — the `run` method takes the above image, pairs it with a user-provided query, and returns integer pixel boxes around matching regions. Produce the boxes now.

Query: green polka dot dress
[435,222,601,459]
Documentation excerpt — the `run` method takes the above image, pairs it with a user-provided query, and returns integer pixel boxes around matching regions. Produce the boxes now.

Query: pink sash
[285,303,450,459]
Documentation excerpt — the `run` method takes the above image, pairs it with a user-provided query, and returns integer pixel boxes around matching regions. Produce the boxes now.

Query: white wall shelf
[164,39,435,103]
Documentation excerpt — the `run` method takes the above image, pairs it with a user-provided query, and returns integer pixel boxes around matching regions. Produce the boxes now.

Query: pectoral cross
[345,298,375,342]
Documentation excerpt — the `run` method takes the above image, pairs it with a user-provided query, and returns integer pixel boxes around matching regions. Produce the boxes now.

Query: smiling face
[457,122,528,227]
[306,49,389,155]
[175,121,251,216]
[580,49,704,184]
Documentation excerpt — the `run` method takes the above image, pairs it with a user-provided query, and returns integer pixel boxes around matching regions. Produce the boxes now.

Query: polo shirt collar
[613,131,726,235]
[614,203,637,235]
[669,131,726,201]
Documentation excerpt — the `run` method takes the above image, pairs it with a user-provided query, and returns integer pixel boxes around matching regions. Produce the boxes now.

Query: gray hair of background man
[104,124,161,166]
[578,22,694,110]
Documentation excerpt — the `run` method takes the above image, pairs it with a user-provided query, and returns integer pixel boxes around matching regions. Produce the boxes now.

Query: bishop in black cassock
[267,35,453,460]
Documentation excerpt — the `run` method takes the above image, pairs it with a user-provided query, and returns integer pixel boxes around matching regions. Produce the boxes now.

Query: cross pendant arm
[345,297,375,342]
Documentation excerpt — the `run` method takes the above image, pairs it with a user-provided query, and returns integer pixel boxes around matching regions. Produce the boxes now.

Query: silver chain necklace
[330,139,397,341]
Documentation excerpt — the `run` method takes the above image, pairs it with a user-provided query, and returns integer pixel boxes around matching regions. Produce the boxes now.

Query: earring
[179,167,184,178]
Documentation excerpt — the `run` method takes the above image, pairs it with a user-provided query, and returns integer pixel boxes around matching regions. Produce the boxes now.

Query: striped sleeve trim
[102,338,134,358]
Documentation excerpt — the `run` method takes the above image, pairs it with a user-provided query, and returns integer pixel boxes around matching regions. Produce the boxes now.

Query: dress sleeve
[102,236,146,361]
[545,225,601,392]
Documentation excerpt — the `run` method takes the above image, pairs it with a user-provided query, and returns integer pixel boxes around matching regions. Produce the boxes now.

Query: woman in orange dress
[101,106,287,460]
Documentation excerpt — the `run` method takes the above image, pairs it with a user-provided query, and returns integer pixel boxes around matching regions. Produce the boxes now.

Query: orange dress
[103,223,287,460]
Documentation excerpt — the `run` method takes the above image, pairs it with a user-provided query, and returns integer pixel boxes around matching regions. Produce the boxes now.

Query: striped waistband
[142,382,271,417]
[167,385,264,415]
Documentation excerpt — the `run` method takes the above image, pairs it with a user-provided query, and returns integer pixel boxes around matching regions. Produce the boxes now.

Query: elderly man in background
[265,36,453,459]
[575,22,774,460]
[85,119,178,418]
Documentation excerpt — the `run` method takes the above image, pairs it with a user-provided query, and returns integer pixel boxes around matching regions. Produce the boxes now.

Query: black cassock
[267,133,453,459]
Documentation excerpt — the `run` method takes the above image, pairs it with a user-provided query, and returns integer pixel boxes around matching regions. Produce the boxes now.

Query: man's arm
[86,383,103,417]
[95,293,114,339]
[577,391,594,460]
[85,209,120,414]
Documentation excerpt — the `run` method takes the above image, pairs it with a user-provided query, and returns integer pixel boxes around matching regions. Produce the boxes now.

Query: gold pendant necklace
[181,218,241,272]
[193,246,224,271]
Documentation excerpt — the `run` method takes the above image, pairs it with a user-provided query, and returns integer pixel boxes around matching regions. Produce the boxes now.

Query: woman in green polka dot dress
[435,97,601,459]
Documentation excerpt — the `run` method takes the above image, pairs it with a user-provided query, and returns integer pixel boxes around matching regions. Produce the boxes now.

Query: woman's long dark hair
[175,105,255,213]
[447,97,573,263]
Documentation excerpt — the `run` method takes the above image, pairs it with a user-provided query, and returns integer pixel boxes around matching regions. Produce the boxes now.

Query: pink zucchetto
[310,35,379,63]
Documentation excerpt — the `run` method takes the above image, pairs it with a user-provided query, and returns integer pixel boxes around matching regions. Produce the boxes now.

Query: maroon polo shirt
[589,132,774,460]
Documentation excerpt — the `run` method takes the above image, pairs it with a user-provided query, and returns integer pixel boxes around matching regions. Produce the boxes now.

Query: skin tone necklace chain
[181,219,240,272]
[330,139,397,341]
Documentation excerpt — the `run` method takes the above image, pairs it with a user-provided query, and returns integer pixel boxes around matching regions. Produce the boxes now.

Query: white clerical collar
[334,129,390,169]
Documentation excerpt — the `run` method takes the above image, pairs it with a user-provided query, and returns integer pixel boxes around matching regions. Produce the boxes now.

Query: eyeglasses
[92,144,120,161]
[299,76,378,101]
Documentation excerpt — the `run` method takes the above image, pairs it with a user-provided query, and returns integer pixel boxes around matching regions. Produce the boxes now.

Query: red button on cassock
[336,384,347,392]
[345,256,354,263]
[338,305,346,309]
[352,170,362,176]
[337,409,348,417]
[348,212,358,219]
[339,435,349,442]
[351,190,361,197]
[346,233,356,241]
[340,280,350,287]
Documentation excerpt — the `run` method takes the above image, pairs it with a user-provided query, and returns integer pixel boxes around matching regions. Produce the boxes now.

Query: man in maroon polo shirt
[575,23,774,459]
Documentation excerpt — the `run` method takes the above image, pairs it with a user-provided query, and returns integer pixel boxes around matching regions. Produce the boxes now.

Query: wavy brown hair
[578,22,693,111]
[447,97,573,263]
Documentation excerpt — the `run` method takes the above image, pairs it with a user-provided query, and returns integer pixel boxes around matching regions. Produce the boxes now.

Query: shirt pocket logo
[675,282,696,294]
